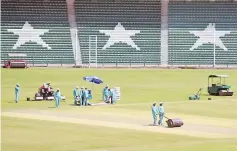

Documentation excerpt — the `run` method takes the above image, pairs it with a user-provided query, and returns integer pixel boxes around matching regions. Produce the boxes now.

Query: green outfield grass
[2,117,237,151]
[1,68,237,151]
[2,68,237,117]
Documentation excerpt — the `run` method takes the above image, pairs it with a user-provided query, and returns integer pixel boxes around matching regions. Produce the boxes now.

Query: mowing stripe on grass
[2,111,236,139]
[103,99,237,107]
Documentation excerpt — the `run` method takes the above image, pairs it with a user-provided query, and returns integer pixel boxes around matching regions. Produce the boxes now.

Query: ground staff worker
[54,88,62,108]
[73,86,79,105]
[151,102,157,126]
[157,102,165,126]
[15,83,20,103]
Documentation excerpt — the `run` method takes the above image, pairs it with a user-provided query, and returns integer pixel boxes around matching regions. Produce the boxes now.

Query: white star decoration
[7,21,51,50]
[99,22,140,50]
[189,23,230,51]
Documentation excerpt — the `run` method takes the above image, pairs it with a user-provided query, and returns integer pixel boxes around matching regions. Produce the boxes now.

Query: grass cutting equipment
[189,88,202,100]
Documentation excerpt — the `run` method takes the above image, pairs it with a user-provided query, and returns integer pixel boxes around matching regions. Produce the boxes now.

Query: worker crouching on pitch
[15,83,20,103]
[54,88,62,108]
[151,102,157,126]
[157,102,165,126]
[102,85,109,102]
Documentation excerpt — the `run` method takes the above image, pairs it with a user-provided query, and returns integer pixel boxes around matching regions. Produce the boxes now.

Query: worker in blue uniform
[88,89,92,100]
[103,85,109,102]
[79,87,85,106]
[108,89,116,104]
[157,102,165,126]
[15,83,20,103]
[83,88,89,106]
[73,86,79,105]
[151,102,157,126]
[54,88,62,108]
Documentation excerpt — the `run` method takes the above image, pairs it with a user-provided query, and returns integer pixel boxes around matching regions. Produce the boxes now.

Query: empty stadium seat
[168,1,237,65]
[75,0,161,64]
[1,0,74,65]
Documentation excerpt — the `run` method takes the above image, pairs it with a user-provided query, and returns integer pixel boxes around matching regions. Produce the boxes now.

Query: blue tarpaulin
[83,76,103,84]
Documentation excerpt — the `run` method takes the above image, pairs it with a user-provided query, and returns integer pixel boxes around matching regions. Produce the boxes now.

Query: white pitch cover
[114,87,120,101]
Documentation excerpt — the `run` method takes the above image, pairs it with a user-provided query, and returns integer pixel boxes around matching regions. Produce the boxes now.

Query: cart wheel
[218,90,222,96]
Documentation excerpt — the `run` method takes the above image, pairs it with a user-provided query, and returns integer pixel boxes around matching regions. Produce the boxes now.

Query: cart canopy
[208,75,228,78]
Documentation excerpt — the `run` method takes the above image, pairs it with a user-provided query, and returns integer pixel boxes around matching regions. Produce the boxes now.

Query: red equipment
[3,60,28,68]
[37,86,54,100]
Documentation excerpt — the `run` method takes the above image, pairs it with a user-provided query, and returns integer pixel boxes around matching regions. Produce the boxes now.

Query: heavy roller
[165,116,184,128]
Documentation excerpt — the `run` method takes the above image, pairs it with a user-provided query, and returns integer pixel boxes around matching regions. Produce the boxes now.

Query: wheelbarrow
[164,116,184,128]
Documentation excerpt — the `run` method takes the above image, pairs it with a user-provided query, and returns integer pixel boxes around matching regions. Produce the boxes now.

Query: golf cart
[208,75,233,96]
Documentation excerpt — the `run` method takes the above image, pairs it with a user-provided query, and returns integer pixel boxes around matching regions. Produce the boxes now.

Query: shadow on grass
[69,104,83,107]
[8,102,15,103]
[143,124,155,126]
[201,94,211,96]
[48,106,57,108]
[143,124,169,128]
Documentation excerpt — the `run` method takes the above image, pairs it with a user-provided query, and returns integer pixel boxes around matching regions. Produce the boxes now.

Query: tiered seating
[75,0,161,64]
[1,0,74,64]
[168,1,237,65]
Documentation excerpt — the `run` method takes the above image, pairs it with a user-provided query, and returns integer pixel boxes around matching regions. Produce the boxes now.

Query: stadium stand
[168,1,237,65]
[1,0,74,65]
[75,0,161,65]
